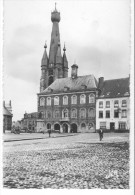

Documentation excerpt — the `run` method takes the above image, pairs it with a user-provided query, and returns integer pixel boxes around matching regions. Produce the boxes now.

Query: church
[36,5,130,133]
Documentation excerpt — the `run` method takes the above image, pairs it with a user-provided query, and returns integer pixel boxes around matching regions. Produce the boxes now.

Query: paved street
[3,133,129,189]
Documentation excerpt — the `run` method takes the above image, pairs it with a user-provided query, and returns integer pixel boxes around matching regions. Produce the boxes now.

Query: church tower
[40,4,68,92]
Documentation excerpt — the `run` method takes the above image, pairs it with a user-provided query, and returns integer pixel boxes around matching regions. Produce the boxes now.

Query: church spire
[63,43,68,78]
[49,3,61,65]
[41,41,48,66]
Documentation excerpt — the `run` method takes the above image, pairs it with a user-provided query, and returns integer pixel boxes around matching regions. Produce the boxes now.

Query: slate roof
[98,77,130,98]
[41,75,98,94]
[3,106,12,116]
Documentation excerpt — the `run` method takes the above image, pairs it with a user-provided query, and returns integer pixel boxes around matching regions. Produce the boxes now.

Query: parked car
[11,126,20,134]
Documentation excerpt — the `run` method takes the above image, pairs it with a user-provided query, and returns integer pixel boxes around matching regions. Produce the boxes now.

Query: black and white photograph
[1,0,134,194]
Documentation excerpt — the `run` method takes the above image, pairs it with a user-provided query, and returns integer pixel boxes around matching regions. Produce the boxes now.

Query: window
[114,110,119,118]
[40,97,45,106]
[99,111,103,118]
[47,97,51,106]
[71,95,77,104]
[81,123,86,129]
[106,110,110,118]
[80,94,86,104]
[88,108,95,118]
[63,96,68,105]
[121,110,127,118]
[54,110,60,118]
[119,122,126,129]
[114,100,119,108]
[106,101,110,108]
[100,122,106,129]
[48,69,53,76]
[99,101,103,108]
[62,109,68,118]
[40,111,44,119]
[46,110,52,119]
[80,108,86,118]
[122,100,127,107]
[89,94,95,103]
[54,96,59,105]
[71,108,77,118]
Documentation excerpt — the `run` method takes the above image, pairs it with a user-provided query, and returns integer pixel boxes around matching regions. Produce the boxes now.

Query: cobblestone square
[3,133,129,189]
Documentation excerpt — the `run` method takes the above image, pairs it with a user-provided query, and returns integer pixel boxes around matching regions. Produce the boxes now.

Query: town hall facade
[36,5,130,133]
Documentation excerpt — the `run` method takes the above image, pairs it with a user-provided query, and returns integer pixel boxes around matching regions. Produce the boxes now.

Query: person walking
[99,128,104,141]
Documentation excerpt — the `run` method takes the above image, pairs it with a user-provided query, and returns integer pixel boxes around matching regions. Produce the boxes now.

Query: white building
[96,77,130,131]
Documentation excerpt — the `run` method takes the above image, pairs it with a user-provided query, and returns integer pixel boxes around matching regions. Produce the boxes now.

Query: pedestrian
[48,129,51,137]
[99,128,104,141]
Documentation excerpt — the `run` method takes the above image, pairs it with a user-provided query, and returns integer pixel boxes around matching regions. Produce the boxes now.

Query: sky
[3,0,130,121]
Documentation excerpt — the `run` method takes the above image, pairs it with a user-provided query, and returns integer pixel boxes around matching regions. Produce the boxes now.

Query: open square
[3,133,129,189]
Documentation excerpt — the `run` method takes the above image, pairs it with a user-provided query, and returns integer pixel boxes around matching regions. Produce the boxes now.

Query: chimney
[98,77,104,90]
[9,100,11,106]
[71,64,78,79]
[3,101,5,107]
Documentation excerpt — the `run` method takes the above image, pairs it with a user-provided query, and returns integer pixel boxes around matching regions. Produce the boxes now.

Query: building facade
[37,64,98,133]
[3,101,13,133]
[37,5,130,133]
[21,112,38,132]
[96,77,130,131]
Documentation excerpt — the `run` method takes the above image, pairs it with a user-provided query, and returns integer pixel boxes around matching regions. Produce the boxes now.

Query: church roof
[41,75,98,94]
[98,77,130,98]
[3,106,12,116]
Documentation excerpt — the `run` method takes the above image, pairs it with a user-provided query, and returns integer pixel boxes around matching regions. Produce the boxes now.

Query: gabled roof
[41,75,98,94]
[3,106,12,116]
[98,77,130,98]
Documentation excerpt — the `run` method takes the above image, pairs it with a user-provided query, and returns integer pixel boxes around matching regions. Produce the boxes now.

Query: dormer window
[81,84,87,90]
[48,87,53,93]
[124,92,129,96]
[64,86,69,92]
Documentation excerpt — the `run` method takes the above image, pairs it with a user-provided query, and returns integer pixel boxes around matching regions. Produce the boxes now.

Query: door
[110,122,115,130]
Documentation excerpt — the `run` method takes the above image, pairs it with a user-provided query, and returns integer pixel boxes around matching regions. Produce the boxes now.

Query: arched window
[80,108,86,118]
[71,95,77,104]
[54,96,59,105]
[71,108,77,118]
[63,96,68,105]
[62,109,68,118]
[40,97,45,106]
[46,110,52,119]
[54,110,60,118]
[80,94,86,104]
[47,97,51,106]
[81,123,86,129]
[40,111,44,119]
[89,94,95,103]
[88,108,95,118]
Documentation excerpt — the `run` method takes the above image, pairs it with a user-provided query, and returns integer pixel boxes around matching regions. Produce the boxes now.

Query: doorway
[54,123,60,131]
[71,123,77,133]
[63,123,68,133]
[110,122,115,130]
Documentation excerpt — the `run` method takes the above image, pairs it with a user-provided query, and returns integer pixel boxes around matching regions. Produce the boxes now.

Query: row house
[96,77,130,131]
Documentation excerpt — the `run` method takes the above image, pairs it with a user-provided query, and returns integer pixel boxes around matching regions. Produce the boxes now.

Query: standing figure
[48,129,51,137]
[99,128,104,141]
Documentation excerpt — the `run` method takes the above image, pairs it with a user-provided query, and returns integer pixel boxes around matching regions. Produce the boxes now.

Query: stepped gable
[99,77,130,98]
[41,75,98,94]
